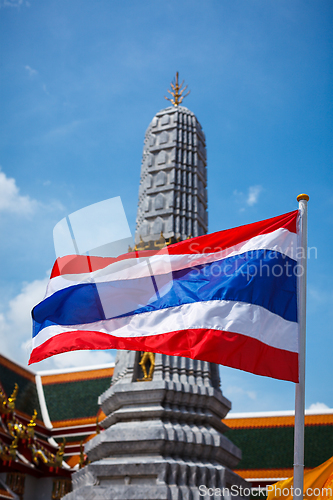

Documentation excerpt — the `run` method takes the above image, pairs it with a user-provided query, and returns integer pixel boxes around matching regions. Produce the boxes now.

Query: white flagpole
[293,193,309,500]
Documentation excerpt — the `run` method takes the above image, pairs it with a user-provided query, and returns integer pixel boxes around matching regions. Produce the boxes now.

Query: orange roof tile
[41,366,114,385]
[236,468,312,480]
[0,487,15,499]
[304,414,333,426]
[66,455,80,468]
[51,410,106,428]
[223,414,333,429]
[52,416,98,428]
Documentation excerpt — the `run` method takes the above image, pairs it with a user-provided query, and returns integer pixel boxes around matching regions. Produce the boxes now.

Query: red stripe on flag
[50,210,298,278]
[167,210,298,255]
[29,328,299,382]
[50,252,141,279]
[50,248,170,278]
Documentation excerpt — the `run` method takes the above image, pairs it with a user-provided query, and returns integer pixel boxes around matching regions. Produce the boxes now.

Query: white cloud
[247,185,263,206]
[307,402,330,411]
[43,120,85,141]
[224,385,257,401]
[233,185,263,211]
[24,66,51,97]
[0,168,37,215]
[0,0,30,7]
[48,350,115,370]
[0,275,115,370]
[0,0,30,8]
[0,0,23,7]
[42,83,50,95]
[24,65,38,77]
[0,276,48,365]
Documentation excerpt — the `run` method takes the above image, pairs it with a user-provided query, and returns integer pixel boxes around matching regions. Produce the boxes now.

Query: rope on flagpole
[293,193,309,500]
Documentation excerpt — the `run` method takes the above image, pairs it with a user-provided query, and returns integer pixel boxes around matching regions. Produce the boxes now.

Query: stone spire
[64,78,248,500]
[135,100,208,244]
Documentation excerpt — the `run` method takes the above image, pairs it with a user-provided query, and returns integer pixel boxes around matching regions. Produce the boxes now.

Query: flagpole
[293,193,309,500]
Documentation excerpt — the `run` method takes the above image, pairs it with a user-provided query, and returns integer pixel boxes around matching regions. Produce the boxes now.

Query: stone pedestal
[64,352,248,500]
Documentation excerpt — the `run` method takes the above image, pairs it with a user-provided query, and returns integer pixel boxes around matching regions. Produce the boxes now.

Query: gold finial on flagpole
[164,72,190,107]
[297,194,309,202]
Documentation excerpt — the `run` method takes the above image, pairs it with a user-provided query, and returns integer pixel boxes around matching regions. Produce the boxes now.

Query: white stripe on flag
[44,228,297,298]
[32,300,298,353]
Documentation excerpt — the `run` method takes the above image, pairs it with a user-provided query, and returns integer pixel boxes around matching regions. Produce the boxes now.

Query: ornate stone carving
[135,105,208,244]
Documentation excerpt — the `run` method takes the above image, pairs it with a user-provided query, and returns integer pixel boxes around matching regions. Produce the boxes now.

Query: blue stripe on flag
[32,250,297,337]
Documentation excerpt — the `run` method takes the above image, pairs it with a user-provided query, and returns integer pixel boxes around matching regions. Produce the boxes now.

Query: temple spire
[164,71,190,106]
[135,96,208,244]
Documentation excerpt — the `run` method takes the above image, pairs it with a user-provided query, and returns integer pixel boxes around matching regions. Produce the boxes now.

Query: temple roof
[0,354,114,471]
[1,353,331,480]
[40,366,114,426]
[0,355,42,420]
[223,410,333,483]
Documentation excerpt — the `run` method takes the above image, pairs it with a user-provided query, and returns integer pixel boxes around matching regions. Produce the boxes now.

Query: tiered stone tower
[135,104,208,244]
[65,75,248,500]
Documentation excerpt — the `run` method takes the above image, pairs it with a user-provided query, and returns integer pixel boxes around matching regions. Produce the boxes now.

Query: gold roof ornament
[8,383,19,411]
[79,441,85,469]
[1,383,19,414]
[27,409,38,439]
[79,440,90,469]
[8,435,19,461]
[164,72,190,107]
[31,444,49,465]
[53,438,66,468]
[96,414,101,434]
[134,235,146,251]
[154,231,166,249]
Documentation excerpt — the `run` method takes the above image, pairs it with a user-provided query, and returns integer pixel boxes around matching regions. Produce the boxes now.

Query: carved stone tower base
[65,352,248,500]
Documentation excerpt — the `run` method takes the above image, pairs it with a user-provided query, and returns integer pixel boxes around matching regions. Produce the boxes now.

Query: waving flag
[30,210,299,382]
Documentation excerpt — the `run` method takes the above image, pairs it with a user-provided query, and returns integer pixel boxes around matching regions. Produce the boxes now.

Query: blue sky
[0,0,332,412]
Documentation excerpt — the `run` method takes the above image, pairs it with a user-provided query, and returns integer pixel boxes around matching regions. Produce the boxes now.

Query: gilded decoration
[138,352,155,381]
[78,440,90,469]
[0,383,67,472]
[164,72,190,107]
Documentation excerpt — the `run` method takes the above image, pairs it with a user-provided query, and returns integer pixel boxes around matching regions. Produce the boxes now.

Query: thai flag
[30,210,299,382]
